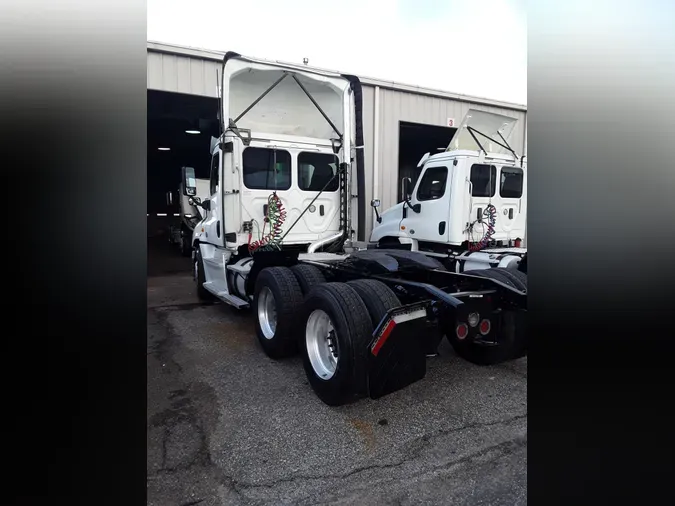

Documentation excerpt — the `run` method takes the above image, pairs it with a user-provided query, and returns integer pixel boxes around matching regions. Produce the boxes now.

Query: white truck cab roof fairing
[222,55,351,142]
[447,109,518,155]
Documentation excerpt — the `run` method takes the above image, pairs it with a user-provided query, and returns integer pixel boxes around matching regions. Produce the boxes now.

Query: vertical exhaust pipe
[342,74,366,242]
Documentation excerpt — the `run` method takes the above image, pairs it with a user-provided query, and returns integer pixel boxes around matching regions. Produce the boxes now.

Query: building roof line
[147,41,527,113]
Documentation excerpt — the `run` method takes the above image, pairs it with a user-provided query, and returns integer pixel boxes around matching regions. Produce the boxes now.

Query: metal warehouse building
[147,41,527,238]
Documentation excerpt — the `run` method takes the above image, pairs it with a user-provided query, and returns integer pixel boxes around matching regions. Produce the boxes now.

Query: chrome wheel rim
[306,309,338,380]
[258,287,277,339]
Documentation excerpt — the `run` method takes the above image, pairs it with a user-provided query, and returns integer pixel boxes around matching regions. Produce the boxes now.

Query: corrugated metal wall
[148,51,221,97]
[148,48,527,239]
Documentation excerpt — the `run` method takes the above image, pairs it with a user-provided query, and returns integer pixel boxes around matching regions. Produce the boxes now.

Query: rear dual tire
[253,267,304,359]
[253,266,402,405]
[301,280,401,406]
[290,264,326,295]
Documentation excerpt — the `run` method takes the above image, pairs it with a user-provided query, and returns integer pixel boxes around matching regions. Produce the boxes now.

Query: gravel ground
[147,239,527,506]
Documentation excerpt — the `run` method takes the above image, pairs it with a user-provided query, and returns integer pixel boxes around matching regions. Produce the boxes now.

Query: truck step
[203,282,250,309]
[214,292,250,309]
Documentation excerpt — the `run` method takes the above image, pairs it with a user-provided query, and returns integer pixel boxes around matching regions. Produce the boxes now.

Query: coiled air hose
[248,192,287,253]
[468,204,497,251]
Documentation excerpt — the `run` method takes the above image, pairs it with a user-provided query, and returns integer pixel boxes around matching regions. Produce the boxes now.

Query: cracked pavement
[147,240,527,505]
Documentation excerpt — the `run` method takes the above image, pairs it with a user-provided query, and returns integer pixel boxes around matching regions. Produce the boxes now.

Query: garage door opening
[147,90,219,275]
[398,121,456,202]
[147,90,219,233]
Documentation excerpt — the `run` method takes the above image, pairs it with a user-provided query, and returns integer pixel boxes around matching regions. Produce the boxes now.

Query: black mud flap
[367,302,430,400]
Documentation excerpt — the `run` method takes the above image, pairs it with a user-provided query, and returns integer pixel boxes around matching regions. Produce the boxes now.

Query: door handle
[509,208,514,219]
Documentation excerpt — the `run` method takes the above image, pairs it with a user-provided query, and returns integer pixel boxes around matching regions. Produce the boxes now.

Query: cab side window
[417,166,449,201]
[209,153,219,195]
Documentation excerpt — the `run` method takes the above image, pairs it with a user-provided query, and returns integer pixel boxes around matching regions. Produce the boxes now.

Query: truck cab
[370,109,527,270]
[185,52,361,307]
[191,54,356,255]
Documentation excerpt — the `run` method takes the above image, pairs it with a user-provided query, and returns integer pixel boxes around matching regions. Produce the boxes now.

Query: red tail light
[479,319,491,335]
[456,323,468,340]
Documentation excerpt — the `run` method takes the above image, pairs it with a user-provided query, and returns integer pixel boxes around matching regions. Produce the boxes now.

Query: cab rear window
[470,164,497,197]
[298,152,339,192]
[500,167,524,198]
[243,148,292,190]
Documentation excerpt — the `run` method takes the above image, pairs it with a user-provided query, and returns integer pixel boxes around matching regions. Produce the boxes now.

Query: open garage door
[397,121,456,203]
[147,90,219,236]
[147,90,220,275]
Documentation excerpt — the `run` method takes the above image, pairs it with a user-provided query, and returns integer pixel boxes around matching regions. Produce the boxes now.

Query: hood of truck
[447,109,518,155]
[223,58,350,140]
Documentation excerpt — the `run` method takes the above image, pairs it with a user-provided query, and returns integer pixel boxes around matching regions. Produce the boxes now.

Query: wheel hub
[306,310,339,380]
[257,286,277,339]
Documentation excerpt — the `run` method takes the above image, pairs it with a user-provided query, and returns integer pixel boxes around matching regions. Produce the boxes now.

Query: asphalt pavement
[147,237,527,506]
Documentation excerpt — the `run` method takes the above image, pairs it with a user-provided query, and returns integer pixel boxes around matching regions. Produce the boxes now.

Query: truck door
[201,149,224,248]
[399,162,452,244]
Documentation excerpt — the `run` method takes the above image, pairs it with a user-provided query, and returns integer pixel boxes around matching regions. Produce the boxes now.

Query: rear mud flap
[367,302,430,399]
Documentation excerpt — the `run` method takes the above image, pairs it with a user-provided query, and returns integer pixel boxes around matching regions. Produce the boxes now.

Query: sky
[147,0,527,105]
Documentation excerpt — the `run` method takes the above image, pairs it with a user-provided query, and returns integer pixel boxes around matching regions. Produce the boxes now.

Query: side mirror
[400,177,420,213]
[401,177,412,201]
[371,199,382,223]
[181,166,197,196]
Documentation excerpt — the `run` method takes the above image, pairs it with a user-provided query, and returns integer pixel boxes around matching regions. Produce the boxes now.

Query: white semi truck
[369,108,528,276]
[183,52,527,406]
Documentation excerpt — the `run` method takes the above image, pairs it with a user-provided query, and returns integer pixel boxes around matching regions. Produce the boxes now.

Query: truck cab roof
[420,149,523,168]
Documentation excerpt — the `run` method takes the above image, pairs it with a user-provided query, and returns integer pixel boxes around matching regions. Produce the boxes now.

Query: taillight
[479,319,491,335]
[456,323,469,340]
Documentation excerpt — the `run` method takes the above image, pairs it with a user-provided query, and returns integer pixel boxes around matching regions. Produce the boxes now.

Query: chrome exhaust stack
[307,231,344,253]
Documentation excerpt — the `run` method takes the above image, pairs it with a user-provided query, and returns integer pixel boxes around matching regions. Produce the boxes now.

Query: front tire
[301,283,373,406]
